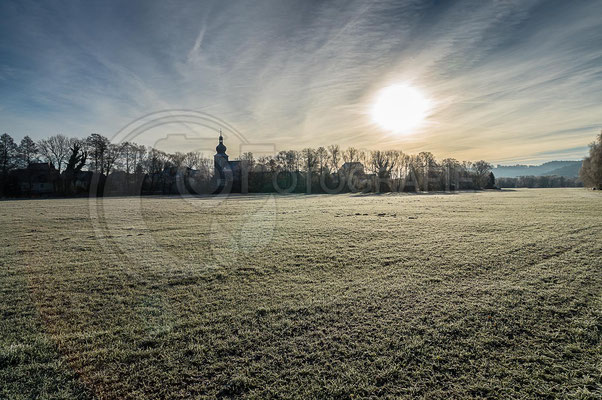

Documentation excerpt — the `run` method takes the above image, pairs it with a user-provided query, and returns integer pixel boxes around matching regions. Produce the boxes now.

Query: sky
[1,0,601,164]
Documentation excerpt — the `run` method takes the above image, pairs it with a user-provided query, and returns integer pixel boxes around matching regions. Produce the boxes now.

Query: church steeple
[216,128,227,154]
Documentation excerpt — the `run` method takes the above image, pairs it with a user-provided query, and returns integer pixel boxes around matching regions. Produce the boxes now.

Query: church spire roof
[216,128,227,154]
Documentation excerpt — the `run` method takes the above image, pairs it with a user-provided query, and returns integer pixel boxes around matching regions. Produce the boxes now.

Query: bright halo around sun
[372,84,432,134]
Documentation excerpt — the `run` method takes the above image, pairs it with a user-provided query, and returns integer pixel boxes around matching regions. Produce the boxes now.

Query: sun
[372,84,432,134]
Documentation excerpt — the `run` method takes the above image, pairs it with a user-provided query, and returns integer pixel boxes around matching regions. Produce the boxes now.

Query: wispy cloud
[0,0,600,163]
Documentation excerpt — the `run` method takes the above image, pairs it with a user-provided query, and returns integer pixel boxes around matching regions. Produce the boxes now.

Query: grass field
[1,188,601,399]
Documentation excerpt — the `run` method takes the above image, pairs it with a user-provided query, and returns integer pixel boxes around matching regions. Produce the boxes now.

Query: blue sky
[1,0,601,164]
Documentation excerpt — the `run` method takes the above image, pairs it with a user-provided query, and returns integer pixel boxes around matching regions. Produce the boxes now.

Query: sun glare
[372,84,432,134]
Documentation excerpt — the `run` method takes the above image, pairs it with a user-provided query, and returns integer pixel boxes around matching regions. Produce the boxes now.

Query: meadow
[1,188,600,399]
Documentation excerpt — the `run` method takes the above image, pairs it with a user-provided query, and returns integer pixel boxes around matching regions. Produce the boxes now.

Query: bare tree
[389,150,404,179]
[120,142,136,174]
[287,150,300,172]
[316,146,328,174]
[38,134,72,172]
[369,150,397,178]
[327,144,341,171]
[388,150,404,190]
[275,151,288,170]
[183,151,202,169]
[395,152,410,179]
[169,152,186,169]
[144,148,168,175]
[238,152,255,170]
[103,143,124,174]
[368,150,397,192]
[415,152,438,190]
[343,147,360,164]
[133,144,147,173]
[198,155,213,178]
[441,158,461,172]
[441,158,461,189]
[301,148,317,173]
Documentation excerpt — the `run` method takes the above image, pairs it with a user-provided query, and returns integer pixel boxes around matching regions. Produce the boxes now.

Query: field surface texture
[1,189,601,399]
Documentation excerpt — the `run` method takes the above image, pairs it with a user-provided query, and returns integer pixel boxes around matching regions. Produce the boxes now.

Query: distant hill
[492,161,582,178]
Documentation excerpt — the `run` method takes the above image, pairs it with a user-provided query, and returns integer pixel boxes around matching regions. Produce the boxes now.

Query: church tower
[214,129,229,166]
[213,129,232,192]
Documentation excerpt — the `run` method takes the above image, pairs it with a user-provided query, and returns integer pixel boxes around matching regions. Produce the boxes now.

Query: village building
[339,162,365,176]
[9,162,59,195]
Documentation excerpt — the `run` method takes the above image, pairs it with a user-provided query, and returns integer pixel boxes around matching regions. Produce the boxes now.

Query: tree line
[0,133,215,176]
[1,131,599,196]
[0,132,496,195]
[248,147,497,193]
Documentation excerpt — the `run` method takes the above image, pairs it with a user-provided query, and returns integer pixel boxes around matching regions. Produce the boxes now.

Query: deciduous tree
[316,146,328,174]
[472,160,493,189]
[579,131,602,189]
[17,135,38,167]
[327,144,341,171]
[38,134,72,172]
[301,148,317,173]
